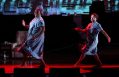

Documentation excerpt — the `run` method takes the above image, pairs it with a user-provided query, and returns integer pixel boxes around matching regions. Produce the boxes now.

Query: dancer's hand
[22,19,26,27]
[108,37,111,43]
[74,27,81,31]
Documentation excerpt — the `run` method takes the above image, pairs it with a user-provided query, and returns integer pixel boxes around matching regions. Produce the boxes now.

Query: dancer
[74,13,111,66]
[18,7,45,66]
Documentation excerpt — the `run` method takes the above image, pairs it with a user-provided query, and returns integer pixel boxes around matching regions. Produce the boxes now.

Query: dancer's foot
[95,62,102,67]
[74,62,81,67]
[74,64,77,67]
[93,64,102,68]
[21,61,27,66]
[39,59,45,68]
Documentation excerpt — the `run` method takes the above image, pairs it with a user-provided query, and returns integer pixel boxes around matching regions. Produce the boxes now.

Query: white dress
[84,21,103,55]
[25,16,45,59]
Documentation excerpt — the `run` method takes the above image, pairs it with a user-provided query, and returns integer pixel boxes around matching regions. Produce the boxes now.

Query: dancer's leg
[74,53,86,66]
[93,53,102,65]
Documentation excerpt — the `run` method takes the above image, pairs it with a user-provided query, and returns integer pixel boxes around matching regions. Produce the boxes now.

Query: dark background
[0,12,119,64]
[0,1,119,64]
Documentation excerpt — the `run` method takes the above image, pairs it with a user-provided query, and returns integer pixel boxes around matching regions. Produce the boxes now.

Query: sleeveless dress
[25,17,45,59]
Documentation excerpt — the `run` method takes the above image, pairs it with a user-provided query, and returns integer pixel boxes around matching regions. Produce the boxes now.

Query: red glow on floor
[1,64,119,74]
[0,64,39,74]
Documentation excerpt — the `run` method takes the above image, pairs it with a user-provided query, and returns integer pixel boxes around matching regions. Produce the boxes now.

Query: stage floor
[0,58,119,77]
[1,64,119,74]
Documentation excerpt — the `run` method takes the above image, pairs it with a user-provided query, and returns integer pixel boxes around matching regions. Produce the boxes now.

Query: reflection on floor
[0,58,119,77]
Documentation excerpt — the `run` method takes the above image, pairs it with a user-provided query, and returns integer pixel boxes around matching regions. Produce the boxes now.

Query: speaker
[14,68,45,77]
[49,68,81,77]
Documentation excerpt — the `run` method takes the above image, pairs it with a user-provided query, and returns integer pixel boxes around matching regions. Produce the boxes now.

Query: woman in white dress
[21,7,45,66]
[74,13,111,66]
